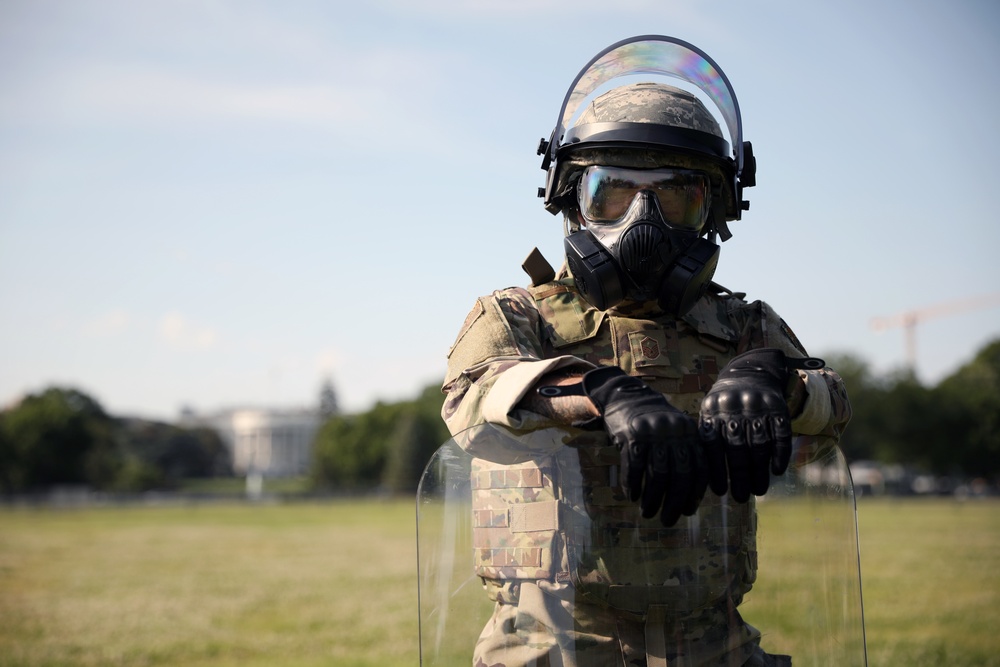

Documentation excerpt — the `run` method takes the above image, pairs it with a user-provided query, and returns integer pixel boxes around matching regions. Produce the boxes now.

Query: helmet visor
[552,36,744,173]
[578,165,710,230]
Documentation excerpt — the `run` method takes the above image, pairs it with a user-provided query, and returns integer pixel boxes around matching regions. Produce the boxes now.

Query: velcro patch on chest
[628,330,671,368]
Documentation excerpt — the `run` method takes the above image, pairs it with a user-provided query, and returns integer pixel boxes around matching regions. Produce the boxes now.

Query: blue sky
[2,0,998,421]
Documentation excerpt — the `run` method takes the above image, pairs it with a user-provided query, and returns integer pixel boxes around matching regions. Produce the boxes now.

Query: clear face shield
[541,36,754,225]
[417,425,867,666]
[547,36,744,173]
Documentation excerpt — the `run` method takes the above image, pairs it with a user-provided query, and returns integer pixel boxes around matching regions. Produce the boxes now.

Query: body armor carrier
[472,430,757,615]
[471,276,758,615]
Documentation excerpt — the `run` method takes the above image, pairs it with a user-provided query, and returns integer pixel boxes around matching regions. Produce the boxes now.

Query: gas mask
[564,165,720,316]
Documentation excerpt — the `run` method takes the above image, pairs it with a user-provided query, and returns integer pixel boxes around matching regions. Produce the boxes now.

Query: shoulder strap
[522,247,556,287]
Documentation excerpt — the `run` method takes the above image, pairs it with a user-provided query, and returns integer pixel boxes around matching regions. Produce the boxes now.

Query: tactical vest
[472,279,758,615]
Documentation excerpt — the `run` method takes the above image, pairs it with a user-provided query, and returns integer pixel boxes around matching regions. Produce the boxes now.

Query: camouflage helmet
[574,83,725,144]
[538,36,757,240]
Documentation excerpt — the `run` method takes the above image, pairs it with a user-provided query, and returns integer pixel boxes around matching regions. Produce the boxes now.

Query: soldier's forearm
[516,371,600,426]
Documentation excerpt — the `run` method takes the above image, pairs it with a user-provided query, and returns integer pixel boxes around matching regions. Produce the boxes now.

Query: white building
[198,408,321,478]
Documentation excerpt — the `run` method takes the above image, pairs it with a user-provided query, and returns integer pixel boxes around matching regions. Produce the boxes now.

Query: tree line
[310,383,450,494]
[2,337,997,496]
[825,338,1000,479]
[0,388,229,494]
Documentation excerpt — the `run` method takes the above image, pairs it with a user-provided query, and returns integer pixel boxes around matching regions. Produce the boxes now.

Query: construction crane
[870,292,1000,370]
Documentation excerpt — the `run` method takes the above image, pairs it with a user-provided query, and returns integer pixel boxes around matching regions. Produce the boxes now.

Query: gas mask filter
[564,165,720,316]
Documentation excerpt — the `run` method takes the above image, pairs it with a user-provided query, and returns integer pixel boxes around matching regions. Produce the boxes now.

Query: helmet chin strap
[563,211,583,236]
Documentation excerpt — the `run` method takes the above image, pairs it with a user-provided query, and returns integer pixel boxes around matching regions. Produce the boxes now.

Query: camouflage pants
[473,581,791,667]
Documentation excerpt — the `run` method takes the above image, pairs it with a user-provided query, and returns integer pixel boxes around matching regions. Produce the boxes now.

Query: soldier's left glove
[699,348,823,503]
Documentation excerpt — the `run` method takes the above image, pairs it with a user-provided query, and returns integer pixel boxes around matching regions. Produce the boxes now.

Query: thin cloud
[1,56,451,155]
[83,309,131,337]
[316,347,341,375]
[159,312,219,349]
[5,63,386,128]
[374,0,669,17]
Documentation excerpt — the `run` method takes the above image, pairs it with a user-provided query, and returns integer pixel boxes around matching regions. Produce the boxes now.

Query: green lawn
[855,497,1000,666]
[0,500,419,667]
[0,497,997,666]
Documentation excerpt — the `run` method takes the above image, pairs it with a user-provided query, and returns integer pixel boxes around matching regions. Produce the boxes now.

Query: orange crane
[870,292,1000,370]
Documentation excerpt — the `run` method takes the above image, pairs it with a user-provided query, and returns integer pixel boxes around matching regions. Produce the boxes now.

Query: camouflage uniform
[442,263,851,667]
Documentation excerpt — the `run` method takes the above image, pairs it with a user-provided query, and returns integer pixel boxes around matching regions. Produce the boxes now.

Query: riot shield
[417,424,866,666]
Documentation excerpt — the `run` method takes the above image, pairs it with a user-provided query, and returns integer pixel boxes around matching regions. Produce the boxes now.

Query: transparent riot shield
[417,424,866,666]
[416,432,495,666]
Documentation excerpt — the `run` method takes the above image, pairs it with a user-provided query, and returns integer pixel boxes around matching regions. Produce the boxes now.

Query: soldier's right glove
[699,348,824,503]
[582,366,707,526]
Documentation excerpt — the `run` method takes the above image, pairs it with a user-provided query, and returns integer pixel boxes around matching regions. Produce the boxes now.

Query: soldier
[440,36,851,667]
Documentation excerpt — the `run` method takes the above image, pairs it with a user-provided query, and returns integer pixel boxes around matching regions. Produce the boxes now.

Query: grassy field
[854,497,1000,666]
[0,496,998,666]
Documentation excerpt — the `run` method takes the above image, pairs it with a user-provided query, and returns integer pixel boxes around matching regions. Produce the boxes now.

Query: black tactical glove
[699,348,823,502]
[582,366,707,526]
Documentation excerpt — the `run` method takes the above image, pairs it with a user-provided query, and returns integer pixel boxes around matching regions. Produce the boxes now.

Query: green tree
[0,387,116,492]
[311,382,449,491]
[311,403,395,488]
[382,385,451,493]
[822,352,884,462]
[382,410,435,493]
[119,419,231,481]
[116,419,231,490]
[0,417,16,492]
[932,338,1000,478]
[875,369,941,470]
[826,339,1000,479]
[0,387,234,494]
[318,376,340,419]
[826,353,945,468]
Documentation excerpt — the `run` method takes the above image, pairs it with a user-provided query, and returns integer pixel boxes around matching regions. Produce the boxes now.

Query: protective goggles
[577,165,711,230]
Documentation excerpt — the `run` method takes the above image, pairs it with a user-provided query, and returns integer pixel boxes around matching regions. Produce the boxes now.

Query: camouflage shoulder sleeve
[443,287,539,389]
[729,298,852,439]
[728,298,809,357]
[441,287,591,437]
